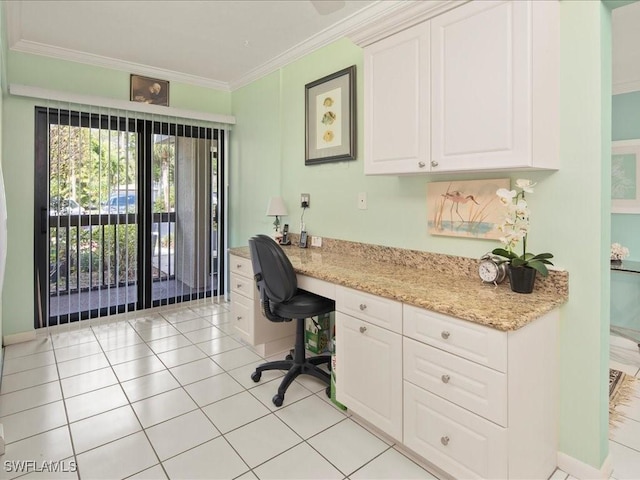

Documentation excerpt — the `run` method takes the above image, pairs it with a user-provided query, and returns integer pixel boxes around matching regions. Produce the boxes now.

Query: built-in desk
[229,242,568,479]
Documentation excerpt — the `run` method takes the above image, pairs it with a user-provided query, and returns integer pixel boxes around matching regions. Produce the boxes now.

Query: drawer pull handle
[236,284,242,288]
[236,264,242,268]
[418,161,426,168]
[359,326,367,334]
[236,316,242,321]
[441,331,450,340]
[441,374,450,384]
[431,160,439,168]
[359,304,367,311]
[441,436,450,446]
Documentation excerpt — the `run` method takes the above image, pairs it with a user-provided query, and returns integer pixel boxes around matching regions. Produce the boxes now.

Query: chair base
[251,352,331,407]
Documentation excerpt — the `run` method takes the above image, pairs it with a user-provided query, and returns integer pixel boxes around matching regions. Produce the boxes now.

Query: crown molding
[9,39,231,91]
[613,78,640,95]
[9,84,236,125]
[229,0,409,91]
[348,0,469,47]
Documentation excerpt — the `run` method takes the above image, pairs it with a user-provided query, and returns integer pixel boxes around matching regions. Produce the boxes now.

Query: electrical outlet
[301,193,310,208]
[311,236,322,247]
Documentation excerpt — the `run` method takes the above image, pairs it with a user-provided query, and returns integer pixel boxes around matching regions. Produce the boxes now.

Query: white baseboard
[557,452,613,479]
[3,330,36,346]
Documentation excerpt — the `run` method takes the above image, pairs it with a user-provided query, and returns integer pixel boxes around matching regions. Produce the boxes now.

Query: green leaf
[527,260,550,277]
[492,248,517,260]
[531,253,554,261]
[511,257,527,267]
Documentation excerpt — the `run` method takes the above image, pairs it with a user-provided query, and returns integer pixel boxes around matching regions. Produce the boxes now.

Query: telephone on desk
[280,224,291,245]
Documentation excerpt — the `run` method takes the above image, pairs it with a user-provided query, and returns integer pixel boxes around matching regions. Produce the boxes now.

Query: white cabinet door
[364,21,430,175]
[336,312,403,441]
[431,1,532,171]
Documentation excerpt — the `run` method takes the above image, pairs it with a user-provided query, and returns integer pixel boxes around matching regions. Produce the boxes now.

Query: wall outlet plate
[311,236,322,247]
[301,193,310,208]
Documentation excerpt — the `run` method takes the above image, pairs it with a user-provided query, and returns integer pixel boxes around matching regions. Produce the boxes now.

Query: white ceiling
[5,1,639,94]
[4,0,385,91]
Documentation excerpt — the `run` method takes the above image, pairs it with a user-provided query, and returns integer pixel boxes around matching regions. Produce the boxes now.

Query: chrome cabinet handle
[236,284,242,288]
[441,374,450,384]
[236,264,242,268]
[431,160,439,167]
[418,161,426,168]
[441,331,450,340]
[236,316,242,321]
[359,304,367,311]
[359,326,367,333]
[441,436,450,446]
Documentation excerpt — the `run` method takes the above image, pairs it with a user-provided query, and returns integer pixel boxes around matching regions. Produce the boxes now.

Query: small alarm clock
[478,253,508,285]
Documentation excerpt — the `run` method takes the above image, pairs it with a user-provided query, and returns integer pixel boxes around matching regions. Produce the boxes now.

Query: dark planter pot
[508,265,537,294]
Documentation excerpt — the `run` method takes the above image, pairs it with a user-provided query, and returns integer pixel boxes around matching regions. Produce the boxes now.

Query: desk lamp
[266,196,288,233]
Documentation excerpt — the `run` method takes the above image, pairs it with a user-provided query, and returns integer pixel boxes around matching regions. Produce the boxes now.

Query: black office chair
[248,234,333,407]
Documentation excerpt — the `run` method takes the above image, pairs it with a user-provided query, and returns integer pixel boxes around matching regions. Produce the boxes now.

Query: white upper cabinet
[363,0,559,175]
[364,22,430,175]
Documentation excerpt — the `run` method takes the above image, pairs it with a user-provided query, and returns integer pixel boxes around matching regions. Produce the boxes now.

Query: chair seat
[271,289,335,319]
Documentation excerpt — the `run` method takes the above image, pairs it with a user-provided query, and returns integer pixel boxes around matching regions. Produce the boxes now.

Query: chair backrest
[248,234,297,304]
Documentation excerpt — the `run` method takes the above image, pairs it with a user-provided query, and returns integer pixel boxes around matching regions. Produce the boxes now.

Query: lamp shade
[266,196,288,217]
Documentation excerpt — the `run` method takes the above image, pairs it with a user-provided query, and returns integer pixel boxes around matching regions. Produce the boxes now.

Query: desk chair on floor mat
[248,234,333,407]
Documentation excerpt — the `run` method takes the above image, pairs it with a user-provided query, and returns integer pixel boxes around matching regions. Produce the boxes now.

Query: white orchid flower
[496,188,516,200]
[515,179,536,193]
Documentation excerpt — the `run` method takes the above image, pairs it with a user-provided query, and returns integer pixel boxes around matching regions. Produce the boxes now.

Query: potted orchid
[491,179,554,293]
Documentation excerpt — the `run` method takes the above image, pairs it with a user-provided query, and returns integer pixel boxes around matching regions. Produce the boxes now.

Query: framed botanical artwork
[612,139,640,214]
[305,65,356,165]
[130,74,169,106]
[427,178,510,239]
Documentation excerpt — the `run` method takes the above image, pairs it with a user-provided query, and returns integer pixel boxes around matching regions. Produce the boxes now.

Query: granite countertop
[229,244,568,332]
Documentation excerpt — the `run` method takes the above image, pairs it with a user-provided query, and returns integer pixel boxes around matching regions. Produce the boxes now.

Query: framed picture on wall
[130,74,169,106]
[612,139,640,214]
[305,65,356,165]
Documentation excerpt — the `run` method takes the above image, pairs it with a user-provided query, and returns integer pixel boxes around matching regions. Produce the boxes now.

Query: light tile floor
[0,299,583,479]
[0,299,438,480]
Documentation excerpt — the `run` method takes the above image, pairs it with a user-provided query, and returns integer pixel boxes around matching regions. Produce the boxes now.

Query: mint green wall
[8,52,232,114]
[230,3,611,469]
[1,52,232,336]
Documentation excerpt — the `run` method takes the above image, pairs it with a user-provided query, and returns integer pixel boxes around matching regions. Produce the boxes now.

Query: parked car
[102,192,137,214]
[49,198,85,216]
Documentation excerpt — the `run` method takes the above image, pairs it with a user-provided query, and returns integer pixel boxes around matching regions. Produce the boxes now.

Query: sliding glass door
[34,107,225,327]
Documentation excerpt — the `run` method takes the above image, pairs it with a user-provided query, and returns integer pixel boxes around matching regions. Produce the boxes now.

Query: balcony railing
[49,212,175,296]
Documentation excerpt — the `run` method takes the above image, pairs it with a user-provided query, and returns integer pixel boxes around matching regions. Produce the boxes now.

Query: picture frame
[427,178,510,239]
[130,74,170,106]
[305,65,356,165]
[612,139,640,214]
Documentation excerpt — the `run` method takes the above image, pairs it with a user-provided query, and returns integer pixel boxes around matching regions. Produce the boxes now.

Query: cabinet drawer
[404,382,507,480]
[403,337,507,426]
[403,305,507,372]
[231,273,255,300]
[230,293,252,339]
[336,286,402,333]
[230,255,253,279]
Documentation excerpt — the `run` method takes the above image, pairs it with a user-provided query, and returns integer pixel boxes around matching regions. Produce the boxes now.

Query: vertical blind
[34,100,229,328]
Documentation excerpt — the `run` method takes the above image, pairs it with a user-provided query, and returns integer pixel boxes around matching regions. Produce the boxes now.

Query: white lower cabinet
[335,300,403,441]
[404,382,508,479]
[229,254,296,356]
[336,287,558,479]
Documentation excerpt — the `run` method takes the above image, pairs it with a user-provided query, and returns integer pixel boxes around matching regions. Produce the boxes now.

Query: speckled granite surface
[230,238,568,332]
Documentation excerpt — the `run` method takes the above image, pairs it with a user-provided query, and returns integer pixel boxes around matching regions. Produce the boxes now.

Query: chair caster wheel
[251,371,261,383]
[325,386,331,398]
[285,354,293,361]
[272,394,284,407]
